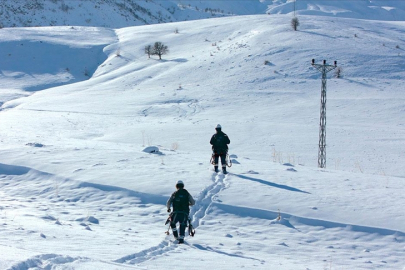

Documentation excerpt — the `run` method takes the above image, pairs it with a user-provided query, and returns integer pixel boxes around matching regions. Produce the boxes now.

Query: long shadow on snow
[192,244,264,263]
[0,163,31,175]
[211,203,296,230]
[213,203,405,239]
[77,182,167,205]
[153,58,188,63]
[0,41,106,92]
[0,162,167,205]
[233,173,310,194]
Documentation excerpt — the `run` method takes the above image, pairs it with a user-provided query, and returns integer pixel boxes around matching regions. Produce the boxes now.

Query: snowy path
[1,162,234,268]
[114,171,229,265]
[191,172,229,227]
[2,161,405,269]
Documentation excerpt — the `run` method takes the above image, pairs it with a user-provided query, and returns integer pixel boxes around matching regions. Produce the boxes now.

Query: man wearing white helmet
[166,180,195,243]
[210,124,231,174]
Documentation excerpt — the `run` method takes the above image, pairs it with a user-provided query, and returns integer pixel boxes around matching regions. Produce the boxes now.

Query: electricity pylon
[311,59,337,168]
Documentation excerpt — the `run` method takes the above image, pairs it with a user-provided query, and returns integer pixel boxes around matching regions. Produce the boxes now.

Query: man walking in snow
[166,180,195,244]
[210,124,231,174]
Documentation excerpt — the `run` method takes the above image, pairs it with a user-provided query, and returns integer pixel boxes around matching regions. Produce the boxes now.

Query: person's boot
[214,166,219,172]
[222,166,227,174]
[178,235,184,244]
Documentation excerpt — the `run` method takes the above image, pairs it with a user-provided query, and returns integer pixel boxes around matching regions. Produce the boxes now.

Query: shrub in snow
[153,41,169,60]
[144,42,169,60]
[291,17,300,31]
[145,44,153,58]
[171,142,179,151]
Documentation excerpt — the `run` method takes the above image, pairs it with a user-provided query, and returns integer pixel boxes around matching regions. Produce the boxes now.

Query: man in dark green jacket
[166,180,195,243]
[210,124,231,174]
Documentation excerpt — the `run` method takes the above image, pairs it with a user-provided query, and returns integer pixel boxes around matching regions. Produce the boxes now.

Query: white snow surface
[0,8,405,270]
[1,0,405,28]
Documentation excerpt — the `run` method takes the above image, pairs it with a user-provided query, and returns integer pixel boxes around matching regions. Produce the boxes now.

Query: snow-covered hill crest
[268,0,405,21]
[0,0,266,28]
[0,0,404,28]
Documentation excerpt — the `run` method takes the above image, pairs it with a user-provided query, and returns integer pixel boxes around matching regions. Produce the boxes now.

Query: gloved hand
[167,208,171,213]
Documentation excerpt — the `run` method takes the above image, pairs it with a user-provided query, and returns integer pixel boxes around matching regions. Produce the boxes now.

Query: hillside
[0,0,267,28]
[1,13,404,176]
[0,13,404,269]
[1,0,405,28]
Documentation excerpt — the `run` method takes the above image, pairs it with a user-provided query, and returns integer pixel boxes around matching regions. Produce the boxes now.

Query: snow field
[0,13,404,270]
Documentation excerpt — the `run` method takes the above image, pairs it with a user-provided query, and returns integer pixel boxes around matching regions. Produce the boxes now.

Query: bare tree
[153,41,168,60]
[144,44,153,58]
[291,17,300,31]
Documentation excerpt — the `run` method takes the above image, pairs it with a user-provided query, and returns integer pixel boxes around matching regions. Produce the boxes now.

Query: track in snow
[113,172,229,265]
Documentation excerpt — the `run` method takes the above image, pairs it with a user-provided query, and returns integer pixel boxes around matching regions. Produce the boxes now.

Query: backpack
[172,189,190,213]
[213,134,224,147]
[211,132,229,153]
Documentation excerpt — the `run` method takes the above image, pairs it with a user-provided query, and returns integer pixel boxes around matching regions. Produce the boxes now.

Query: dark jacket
[166,188,195,214]
[210,131,230,154]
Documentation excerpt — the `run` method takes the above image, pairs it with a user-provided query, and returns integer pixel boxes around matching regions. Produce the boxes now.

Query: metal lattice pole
[294,0,296,17]
[311,59,337,168]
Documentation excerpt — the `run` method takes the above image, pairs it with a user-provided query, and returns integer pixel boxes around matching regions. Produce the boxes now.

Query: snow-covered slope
[0,0,268,28]
[0,10,404,270]
[1,0,404,29]
[268,0,405,20]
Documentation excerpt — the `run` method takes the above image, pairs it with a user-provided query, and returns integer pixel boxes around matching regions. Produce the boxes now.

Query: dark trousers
[214,153,227,168]
[170,212,188,239]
